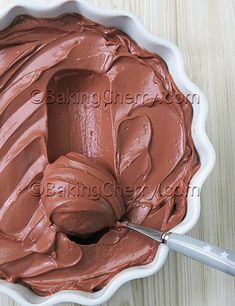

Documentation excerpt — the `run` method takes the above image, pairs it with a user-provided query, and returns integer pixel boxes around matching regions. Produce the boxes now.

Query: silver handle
[126,223,235,276]
[166,233,235,276]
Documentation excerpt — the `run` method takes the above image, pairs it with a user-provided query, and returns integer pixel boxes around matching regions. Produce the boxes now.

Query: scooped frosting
[41,152,125,236]
[0,14,199,295]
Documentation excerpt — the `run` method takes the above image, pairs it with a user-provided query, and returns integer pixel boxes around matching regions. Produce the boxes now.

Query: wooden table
[0,0,234,305]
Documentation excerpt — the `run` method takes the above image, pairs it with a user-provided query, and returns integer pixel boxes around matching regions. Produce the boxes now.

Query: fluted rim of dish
[0,1,215,305]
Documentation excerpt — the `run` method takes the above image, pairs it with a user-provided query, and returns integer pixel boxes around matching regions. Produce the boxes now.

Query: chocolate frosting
[0,14,199,295]
[41,152,125,236]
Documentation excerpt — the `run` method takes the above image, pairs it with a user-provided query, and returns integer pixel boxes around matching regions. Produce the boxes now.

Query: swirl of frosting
[40,152,125,236]
[0,14,200,295]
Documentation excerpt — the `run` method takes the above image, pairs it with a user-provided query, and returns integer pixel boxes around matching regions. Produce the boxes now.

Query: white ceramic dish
[0,1,216,305]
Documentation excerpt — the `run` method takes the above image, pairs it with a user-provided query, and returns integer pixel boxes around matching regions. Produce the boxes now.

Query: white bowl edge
[0,1,216,305]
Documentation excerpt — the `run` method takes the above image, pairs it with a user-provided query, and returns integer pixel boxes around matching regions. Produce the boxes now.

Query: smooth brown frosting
[0,14,199,295]
[41,152,125,236]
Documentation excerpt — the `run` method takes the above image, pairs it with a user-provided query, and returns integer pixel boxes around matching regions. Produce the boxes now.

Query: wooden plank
[0,0,234,305]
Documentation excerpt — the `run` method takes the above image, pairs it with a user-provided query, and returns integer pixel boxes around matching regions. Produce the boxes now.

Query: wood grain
[0,0,234,305]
